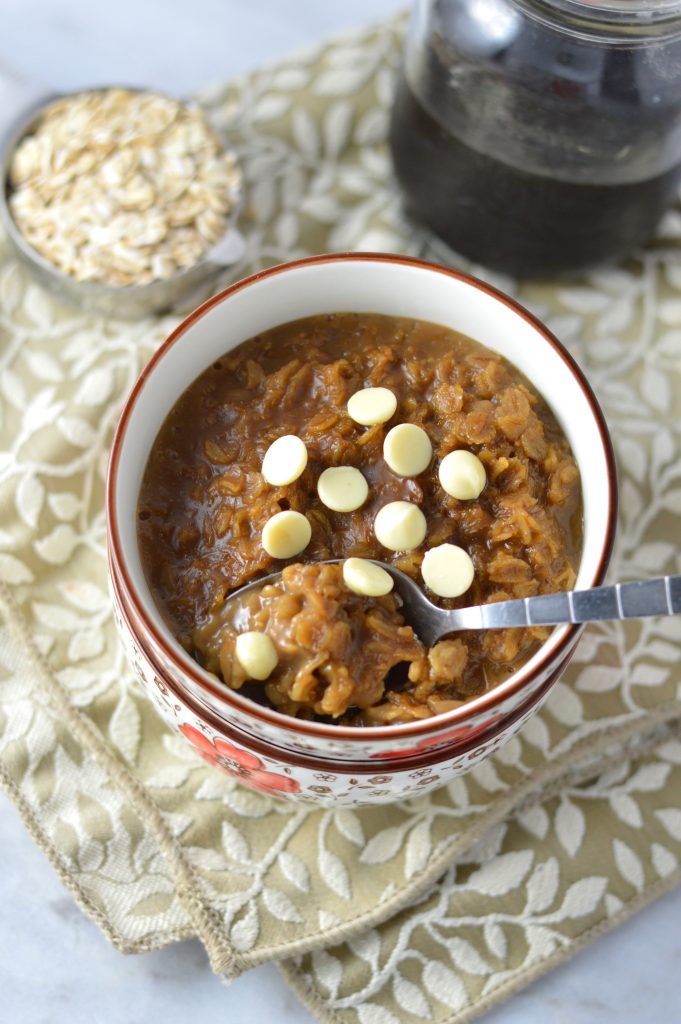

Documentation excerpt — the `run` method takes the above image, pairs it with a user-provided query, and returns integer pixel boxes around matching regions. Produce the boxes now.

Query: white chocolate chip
[262,435,308,486]
[317,466,368,513]
[235,631,278,680]
[439,450,486,500]
[383,423,432,477]
[347,387,397,426]
[343,557,394,597]
[374,501,427,552]
[262,510,311,559]
[421,543,475,598]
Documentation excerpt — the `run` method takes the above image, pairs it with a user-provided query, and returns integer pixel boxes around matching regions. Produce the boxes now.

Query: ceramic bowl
[106,253,617,805]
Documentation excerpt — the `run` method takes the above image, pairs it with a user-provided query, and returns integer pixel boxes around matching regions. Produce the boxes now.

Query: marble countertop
[1,2,679,1022]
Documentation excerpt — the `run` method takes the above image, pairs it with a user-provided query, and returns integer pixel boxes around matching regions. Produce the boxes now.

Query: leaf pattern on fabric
[0,15,680,1024]
[284,734,681,1023]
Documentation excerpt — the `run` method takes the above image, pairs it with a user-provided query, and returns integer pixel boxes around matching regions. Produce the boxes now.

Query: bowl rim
[106,251,618,743]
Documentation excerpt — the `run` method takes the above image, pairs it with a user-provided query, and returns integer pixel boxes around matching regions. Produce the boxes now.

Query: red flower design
[179,724,299,795]
[371,712,505,760]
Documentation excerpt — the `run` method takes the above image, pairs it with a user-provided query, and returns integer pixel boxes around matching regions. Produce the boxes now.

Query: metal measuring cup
[0,70,245,320]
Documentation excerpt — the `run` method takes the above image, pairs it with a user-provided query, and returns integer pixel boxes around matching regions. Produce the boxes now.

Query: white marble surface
[0,2,679,1022]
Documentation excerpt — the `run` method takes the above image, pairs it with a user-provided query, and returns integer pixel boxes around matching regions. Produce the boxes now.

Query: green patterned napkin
[1,15,680,1023]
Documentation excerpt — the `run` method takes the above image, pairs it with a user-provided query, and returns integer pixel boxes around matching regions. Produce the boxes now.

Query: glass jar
[389,0,681,275]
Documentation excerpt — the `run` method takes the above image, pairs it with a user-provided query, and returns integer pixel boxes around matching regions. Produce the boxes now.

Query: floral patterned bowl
[106,253,617,806]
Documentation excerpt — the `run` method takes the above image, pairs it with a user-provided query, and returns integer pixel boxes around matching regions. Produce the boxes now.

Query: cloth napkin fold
[1,15,680,1024]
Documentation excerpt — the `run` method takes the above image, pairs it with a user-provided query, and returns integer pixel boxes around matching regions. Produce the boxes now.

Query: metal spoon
[230,560,681,647]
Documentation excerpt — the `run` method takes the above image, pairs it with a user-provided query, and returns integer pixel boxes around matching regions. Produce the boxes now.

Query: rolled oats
[8,88,241,287]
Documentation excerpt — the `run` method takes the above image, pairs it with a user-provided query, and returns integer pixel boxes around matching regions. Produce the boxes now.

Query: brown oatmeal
[138,312,582,725]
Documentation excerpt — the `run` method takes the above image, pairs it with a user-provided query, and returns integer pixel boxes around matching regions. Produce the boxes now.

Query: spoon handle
[453,574,681,631]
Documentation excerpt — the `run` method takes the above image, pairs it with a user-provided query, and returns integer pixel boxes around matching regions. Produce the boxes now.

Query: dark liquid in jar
[389,0,681,279]
[390,75,681,276]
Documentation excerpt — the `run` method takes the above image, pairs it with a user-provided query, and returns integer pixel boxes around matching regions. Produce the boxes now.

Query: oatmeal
[8,88,240,286]
[138,312,582,724]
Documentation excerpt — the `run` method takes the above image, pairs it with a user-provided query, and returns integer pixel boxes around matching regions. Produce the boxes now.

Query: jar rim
[519,0,681,36]
[545,0,681,15]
